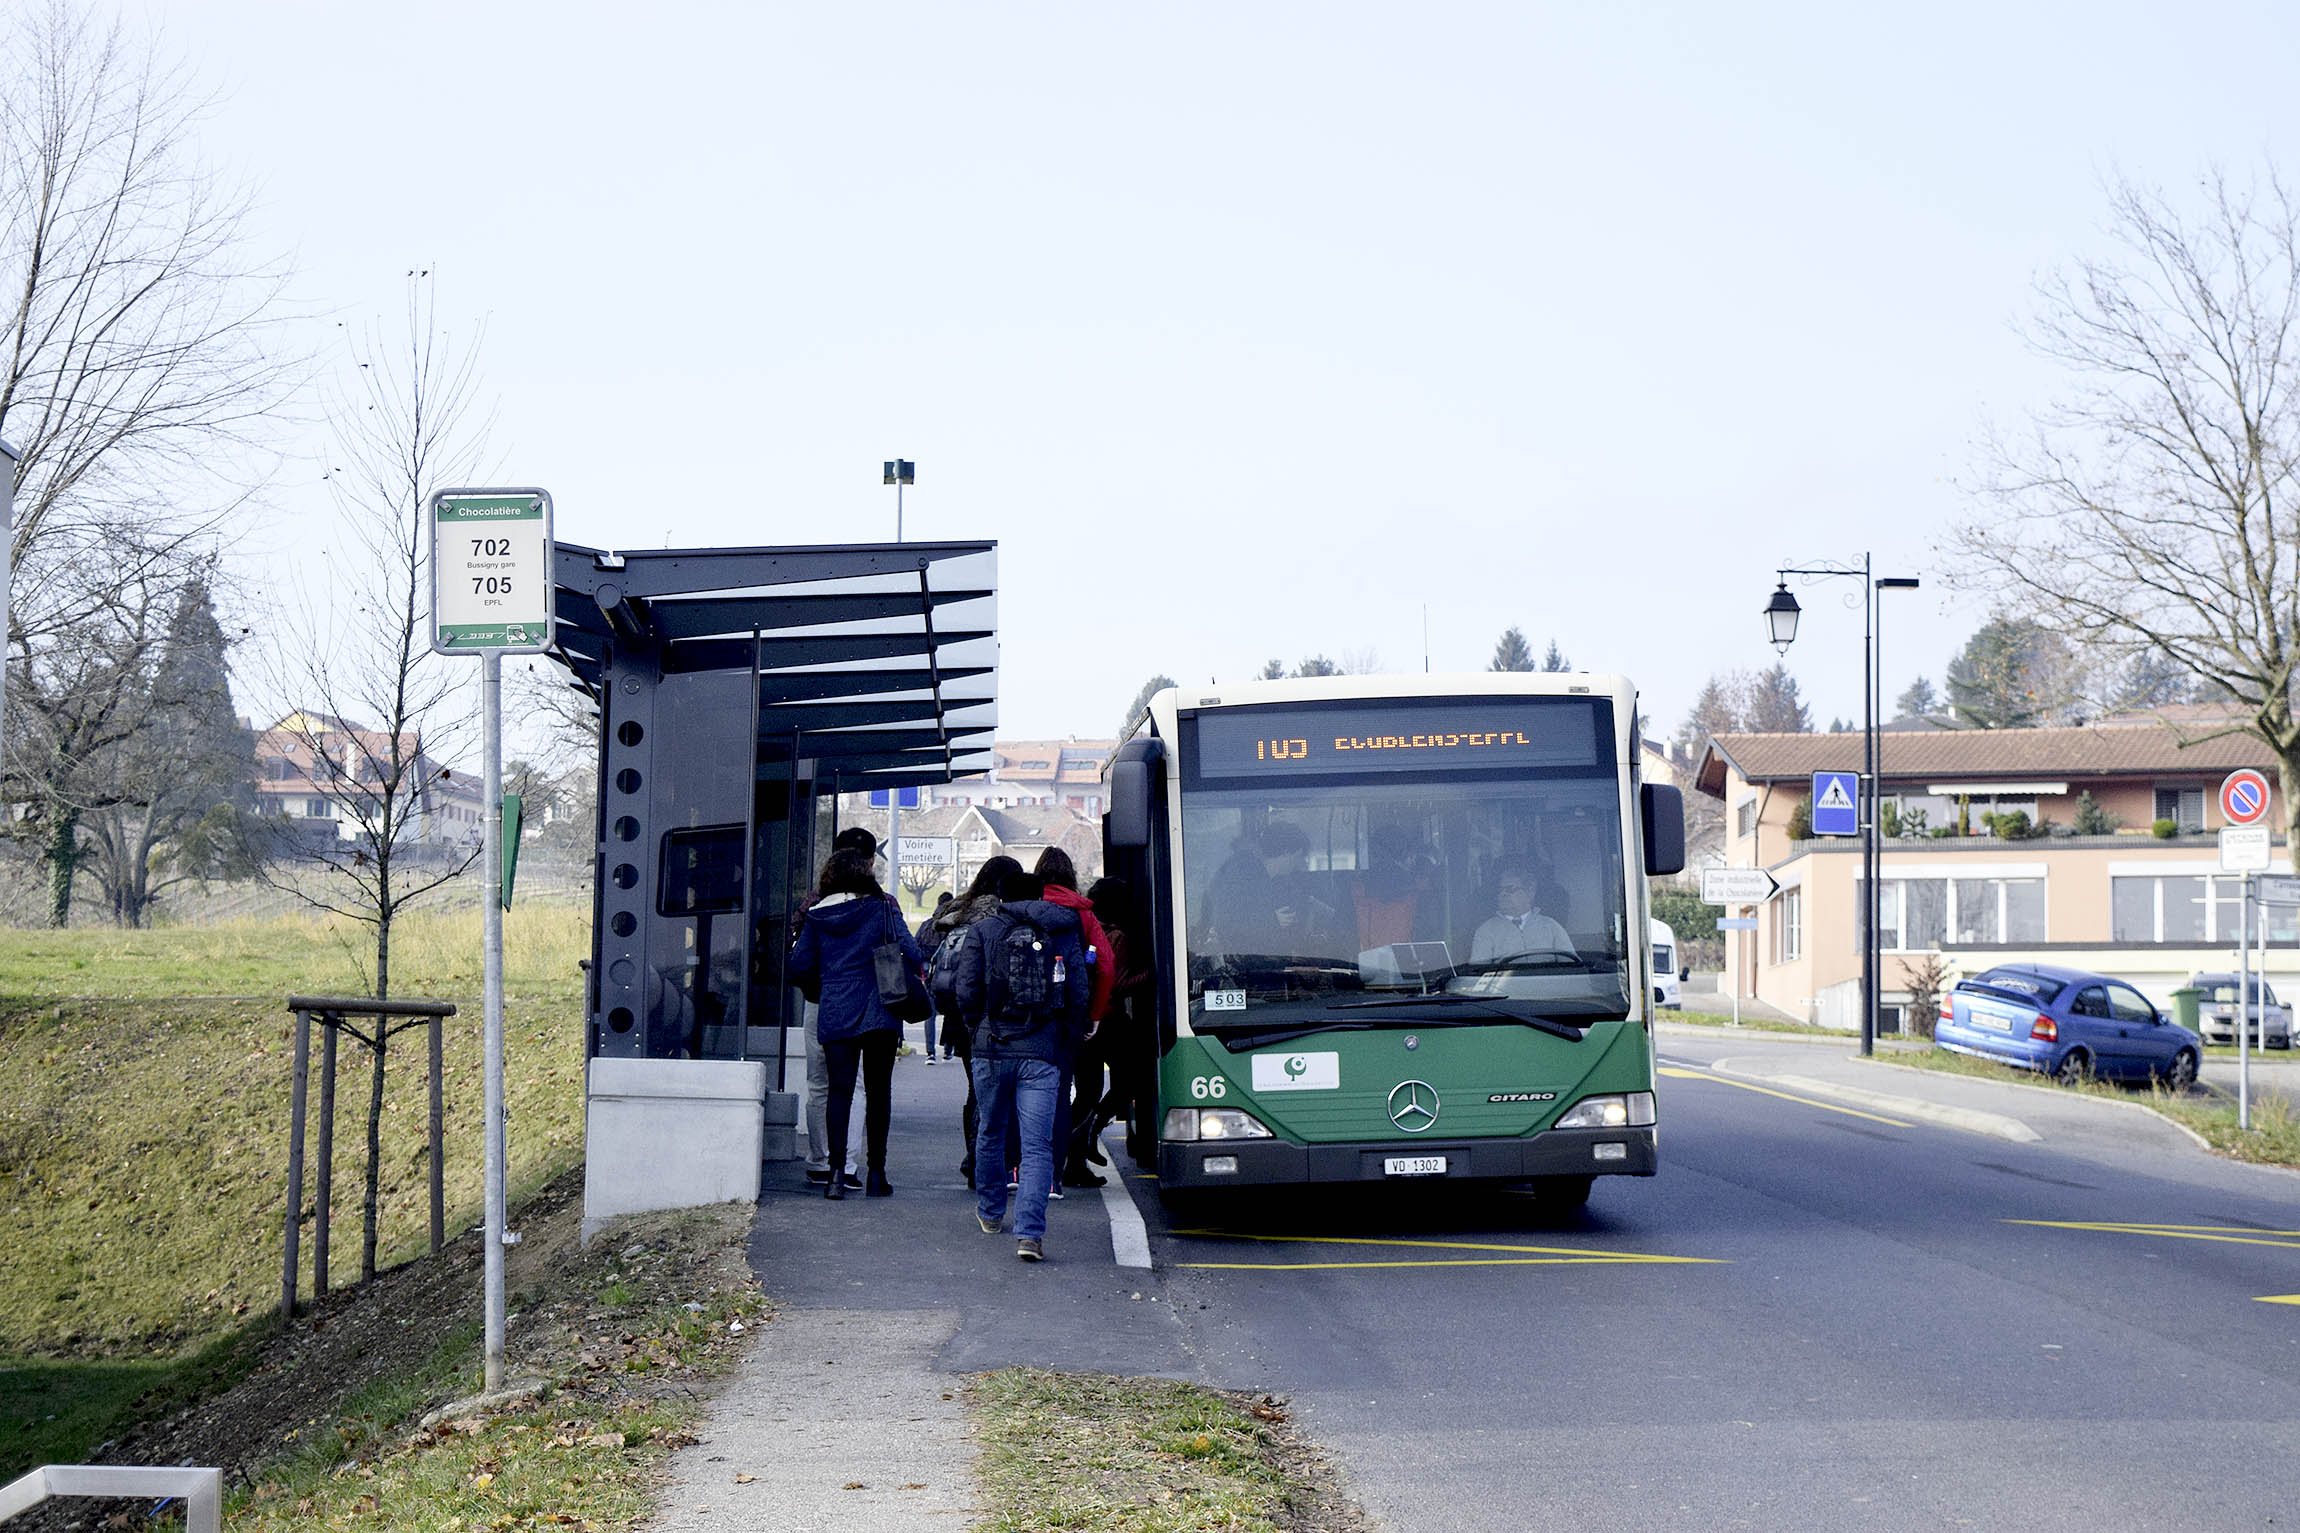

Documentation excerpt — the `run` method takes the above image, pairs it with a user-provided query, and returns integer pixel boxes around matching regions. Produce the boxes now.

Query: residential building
[1695,721,2292,1030]
[920,738,1116,816]
[833,799,1103,895]
[254,711,485,854]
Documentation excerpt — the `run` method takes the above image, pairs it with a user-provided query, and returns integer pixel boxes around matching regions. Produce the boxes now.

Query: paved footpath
[650,1049,1184,1531]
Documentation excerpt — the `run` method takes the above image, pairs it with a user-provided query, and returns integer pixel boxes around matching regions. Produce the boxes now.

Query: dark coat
[787,893,923,1043]
[952,897,1090,1062]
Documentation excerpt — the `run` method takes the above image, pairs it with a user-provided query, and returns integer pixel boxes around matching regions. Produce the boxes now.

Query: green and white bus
[1102,673,1685,1212]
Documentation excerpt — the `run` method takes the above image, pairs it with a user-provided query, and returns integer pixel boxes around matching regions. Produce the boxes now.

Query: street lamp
[1761,558,1920,1057]
[881,459,916,902]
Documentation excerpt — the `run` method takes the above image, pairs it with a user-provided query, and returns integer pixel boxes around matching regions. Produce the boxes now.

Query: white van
[1651,917,1683,1010]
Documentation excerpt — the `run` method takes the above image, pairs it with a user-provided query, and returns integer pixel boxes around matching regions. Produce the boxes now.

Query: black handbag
[875,905,934,1023]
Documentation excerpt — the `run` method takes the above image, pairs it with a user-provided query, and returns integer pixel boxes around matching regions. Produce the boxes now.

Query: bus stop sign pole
[430,488,554,1392]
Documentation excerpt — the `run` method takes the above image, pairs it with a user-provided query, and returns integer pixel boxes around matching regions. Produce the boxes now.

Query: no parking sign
[2221,769,2271,827]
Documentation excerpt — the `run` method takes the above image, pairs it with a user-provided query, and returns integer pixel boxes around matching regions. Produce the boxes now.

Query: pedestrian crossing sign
[1811,771,1859,836]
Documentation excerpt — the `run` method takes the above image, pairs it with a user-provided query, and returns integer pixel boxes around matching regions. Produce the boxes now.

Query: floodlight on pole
[882,459,917,894]
[883,459,914,539]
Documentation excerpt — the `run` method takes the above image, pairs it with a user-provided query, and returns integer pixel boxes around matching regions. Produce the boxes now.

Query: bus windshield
[1177,697,1630,1033]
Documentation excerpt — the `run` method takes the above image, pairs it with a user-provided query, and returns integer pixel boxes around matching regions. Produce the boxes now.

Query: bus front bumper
[1157,1127,1657,1189]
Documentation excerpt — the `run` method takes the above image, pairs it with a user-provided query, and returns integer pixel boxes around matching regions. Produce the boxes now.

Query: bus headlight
[1552,1092,1656,1129]
[1163,1107,1275,1142]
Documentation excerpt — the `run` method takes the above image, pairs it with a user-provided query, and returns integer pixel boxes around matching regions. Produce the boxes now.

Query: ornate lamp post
[1763,559,1919,1055]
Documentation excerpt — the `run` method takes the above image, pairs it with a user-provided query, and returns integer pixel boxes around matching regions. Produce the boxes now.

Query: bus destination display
[1191,698,1606,778]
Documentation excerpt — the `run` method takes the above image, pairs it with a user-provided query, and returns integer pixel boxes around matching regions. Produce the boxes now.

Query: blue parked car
[1935,963,2200,1090]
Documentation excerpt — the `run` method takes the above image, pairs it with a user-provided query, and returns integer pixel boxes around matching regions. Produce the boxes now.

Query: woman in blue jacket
[788,848,923,1200]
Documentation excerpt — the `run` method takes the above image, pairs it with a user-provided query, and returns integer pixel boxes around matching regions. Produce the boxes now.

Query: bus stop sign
[430,489,555,655]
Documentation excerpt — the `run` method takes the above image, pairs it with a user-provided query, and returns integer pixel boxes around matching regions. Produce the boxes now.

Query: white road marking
[1098,1126,1154,1269]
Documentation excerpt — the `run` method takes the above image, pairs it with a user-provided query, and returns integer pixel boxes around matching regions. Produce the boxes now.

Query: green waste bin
[2171,986,2203,1031]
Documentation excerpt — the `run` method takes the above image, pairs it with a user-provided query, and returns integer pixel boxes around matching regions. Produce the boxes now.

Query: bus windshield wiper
[1333,993,1595,1042]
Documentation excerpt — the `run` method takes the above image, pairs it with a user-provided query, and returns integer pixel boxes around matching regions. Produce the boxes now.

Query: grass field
[0,904,592,1357]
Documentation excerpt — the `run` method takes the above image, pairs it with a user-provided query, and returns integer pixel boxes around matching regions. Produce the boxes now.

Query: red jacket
[1040,882,1115,1022]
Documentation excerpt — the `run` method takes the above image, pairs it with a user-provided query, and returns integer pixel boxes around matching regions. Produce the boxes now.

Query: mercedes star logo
[1387,1079,1441,1133]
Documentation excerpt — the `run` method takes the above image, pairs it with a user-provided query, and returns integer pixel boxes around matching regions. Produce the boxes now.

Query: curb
[1705,1058,2040,1143]
[1859,1055,2219,1155]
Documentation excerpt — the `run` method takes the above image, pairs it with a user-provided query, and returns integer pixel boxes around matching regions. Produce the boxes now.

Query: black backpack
[928,924,971,1015]
[986,912,1061,1035]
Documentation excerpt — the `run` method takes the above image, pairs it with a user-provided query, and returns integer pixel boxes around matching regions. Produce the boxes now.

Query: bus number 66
[1189,1075,1227,1099]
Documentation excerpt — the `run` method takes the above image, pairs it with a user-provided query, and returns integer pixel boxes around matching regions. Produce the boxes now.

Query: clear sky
[153,0,2300,744]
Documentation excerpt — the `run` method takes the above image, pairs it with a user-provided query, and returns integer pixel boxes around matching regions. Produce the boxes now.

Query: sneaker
[1016,1238,1044,1262]
[976,1213,1002,1234]
[1048,1185,1065,1200]
[804,1167,831,1185]
[841,1171,863,1190]
[925,1054,937,1066]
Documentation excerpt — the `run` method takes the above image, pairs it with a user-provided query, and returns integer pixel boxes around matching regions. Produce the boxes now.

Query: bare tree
[5,546,173,924]
[898,856,951,907]
[79,568,260,925]
[1,0,295,641]
[1953,168,2300,866]
[267,275,490,1282]
[0,3,294,887]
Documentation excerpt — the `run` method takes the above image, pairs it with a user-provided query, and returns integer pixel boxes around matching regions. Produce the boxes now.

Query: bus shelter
[546,538,997,1235]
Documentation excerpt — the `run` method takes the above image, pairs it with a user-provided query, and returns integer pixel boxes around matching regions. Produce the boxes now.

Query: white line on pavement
[1098,1126,1154,1268]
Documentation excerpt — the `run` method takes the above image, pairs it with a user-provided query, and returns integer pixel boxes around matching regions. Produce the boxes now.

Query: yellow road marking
[1181,1256,1703,1270]
[2005,1219,2300,1253]
[1170,1228,1721,1271]
[2256,1295,2300,1306]
[1657,1066,1913,1127]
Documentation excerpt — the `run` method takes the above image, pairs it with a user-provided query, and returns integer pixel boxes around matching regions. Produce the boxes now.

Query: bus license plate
[1384,1156,1447,1177]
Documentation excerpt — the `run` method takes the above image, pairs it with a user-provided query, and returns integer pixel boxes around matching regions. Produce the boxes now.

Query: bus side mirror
[1641,783,1685,876]
[1107,739,1164,849]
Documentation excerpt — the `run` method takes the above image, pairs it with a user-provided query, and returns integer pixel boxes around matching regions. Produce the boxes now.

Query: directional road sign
[2221,824,2272,873]
[1811,771,1859,836]
[2256,875,2300,906]
[1701,867,1781,905]
[2221,769,2272,827]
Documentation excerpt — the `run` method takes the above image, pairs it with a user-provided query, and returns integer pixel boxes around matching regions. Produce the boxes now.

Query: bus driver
[1470,859,1576,966]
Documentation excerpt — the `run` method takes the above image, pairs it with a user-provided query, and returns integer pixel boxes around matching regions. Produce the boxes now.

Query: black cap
[833,826,879,858]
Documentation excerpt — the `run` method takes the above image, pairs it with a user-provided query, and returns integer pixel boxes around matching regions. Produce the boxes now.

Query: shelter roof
[1694,723,2279,798]
[549,540,997,792]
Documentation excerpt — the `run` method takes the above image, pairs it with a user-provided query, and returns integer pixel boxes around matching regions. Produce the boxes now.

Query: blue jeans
[972,1056,1060,1242]
[921,1010,939,1058]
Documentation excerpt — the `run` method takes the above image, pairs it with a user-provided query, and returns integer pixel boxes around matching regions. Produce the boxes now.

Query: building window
[2154,787,2205,832]
[306,797,335,819]
[1772,886,1803,963]
[1735,798,1758,839]
[1861,876,2043,949]
[2111,873,2295,943]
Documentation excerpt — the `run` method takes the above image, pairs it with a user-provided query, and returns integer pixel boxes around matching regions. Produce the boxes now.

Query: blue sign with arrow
[1811,770,1859,836]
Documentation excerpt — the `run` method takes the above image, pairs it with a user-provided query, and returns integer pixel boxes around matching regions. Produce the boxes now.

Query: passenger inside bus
[1208,820,1332,957]
[1352,824,1441,949]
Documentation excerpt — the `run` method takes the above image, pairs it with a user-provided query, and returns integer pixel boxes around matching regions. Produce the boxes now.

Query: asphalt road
[1146,1033,2300,1532]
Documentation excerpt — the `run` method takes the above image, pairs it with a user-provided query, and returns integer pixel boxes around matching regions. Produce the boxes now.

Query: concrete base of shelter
[582,1058,766,1245]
